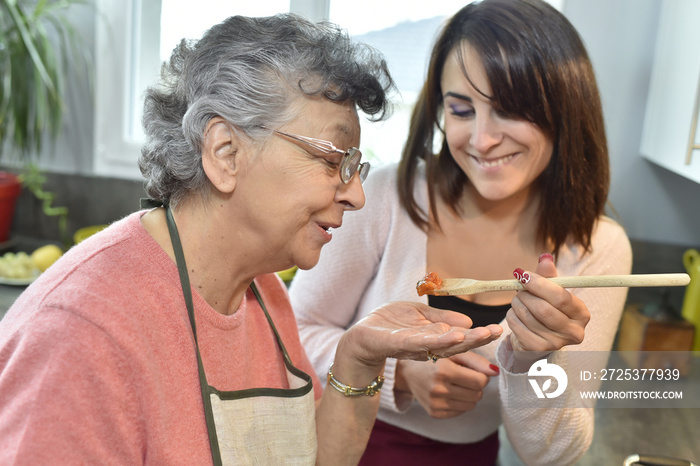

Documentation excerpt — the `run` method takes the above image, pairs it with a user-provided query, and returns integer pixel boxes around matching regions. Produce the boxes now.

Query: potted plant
[0,0,91,245]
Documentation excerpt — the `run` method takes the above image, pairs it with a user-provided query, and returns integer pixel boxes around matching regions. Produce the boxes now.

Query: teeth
[476,154,516,168]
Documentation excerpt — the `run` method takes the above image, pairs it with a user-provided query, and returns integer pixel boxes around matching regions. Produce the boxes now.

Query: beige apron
[164,205,317,465]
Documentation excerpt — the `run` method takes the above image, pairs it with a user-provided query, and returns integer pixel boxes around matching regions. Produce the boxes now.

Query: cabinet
[640,0,700,184]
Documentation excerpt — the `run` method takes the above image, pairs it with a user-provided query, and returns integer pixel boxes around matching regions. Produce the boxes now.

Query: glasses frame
[263,127,370,184]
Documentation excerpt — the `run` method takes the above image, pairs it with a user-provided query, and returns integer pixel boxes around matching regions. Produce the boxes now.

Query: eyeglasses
[264,127,370,184]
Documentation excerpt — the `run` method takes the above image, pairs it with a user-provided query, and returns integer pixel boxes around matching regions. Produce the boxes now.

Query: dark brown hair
[398,0,609,255]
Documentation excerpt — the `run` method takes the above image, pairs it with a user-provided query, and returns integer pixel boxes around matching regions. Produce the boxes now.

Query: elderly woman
[0,13,502,465]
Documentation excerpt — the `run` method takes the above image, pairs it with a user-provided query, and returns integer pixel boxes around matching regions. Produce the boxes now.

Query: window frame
[93,0,328,180]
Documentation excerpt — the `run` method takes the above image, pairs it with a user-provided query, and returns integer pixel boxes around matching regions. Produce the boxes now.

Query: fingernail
[513,268,531,284]
[539,253,554,263]
[489,364,500,374]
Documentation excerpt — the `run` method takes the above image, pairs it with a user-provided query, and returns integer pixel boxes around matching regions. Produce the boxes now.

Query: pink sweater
[0,212,321,464]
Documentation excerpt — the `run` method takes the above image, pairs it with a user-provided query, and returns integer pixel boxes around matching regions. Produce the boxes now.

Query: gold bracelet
[327,363,385,397]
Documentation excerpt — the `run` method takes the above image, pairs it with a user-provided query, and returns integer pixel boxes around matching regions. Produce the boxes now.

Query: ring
[426,351,440,363]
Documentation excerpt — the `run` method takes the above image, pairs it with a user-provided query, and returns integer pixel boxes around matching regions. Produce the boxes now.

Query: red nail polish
[539,253,554,263]
[489,364,500,374]
[513,268,531,284]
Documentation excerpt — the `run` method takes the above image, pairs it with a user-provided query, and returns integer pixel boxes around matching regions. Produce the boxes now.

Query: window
[94,0,563,179]
[159,1,289,61]
[328,0,473,166]
[94,0,319,179]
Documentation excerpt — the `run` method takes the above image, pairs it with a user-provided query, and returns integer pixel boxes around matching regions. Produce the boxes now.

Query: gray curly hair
[139,13,395,206]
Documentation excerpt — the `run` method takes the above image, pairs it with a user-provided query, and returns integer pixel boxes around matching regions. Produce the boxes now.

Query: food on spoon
[416,272,443,296]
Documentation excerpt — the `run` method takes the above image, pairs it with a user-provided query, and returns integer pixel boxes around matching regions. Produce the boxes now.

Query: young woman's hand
[395,351,500,419]
[507,254,591,354]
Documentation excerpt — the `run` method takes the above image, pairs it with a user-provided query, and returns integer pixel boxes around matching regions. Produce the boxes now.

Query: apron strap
[165,206,223,466]
[163,204,307,464]
[140,198,168,209]
[249,282,295,367]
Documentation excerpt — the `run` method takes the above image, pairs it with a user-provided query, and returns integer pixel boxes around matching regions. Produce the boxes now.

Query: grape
[0,251,38,279]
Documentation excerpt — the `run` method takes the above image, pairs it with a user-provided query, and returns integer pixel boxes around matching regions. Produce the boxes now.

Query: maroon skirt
[358,419,499,466]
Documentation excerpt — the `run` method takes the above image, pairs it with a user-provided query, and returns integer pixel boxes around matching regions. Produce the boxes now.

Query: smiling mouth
[472,153,518,168]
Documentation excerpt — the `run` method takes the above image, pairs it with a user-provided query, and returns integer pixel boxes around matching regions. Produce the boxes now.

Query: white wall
[564,0,700,246]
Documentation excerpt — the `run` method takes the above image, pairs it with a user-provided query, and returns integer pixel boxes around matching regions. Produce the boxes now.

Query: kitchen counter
[0,284,26,319]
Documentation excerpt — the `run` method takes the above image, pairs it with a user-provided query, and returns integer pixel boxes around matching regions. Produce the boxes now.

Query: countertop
[0,284,27,319]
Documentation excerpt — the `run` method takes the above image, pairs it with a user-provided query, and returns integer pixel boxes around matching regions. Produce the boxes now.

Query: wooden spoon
[417,273,691,296]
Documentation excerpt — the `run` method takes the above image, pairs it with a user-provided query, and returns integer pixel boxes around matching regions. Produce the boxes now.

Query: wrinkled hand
[342,302,503,367]
[396,352,499,419]
[507,254,590,353]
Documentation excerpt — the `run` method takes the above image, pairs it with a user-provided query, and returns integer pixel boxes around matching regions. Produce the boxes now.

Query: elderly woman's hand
[507,254,591,356]
[339,302,503,368]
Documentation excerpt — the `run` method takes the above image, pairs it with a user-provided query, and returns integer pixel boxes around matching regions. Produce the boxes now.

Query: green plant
[1,0,92,244]
[1,0,90,161]
[18,163,69,247]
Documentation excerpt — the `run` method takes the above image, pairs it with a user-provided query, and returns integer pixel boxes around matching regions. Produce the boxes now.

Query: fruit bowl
[0,244,65,285]
[0,251,41,285]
